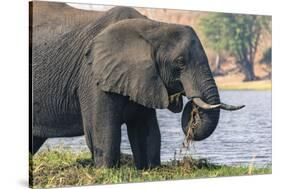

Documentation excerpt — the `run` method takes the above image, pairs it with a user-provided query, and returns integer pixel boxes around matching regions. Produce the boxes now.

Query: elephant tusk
[192,98,245,110]
[220,103,245,111]
[192,97,221,110]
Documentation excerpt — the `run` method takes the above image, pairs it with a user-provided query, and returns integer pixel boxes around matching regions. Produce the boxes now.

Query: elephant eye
[174,56,185,67]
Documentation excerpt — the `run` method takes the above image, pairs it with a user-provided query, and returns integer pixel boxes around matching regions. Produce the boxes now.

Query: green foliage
[30,150,271,188]
[200,13,271,80]
[200,13,270,57]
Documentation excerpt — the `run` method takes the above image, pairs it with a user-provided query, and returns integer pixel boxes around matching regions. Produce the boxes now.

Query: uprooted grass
[30,150,271,188]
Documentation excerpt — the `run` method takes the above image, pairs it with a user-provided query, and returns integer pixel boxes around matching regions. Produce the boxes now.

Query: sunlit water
[41,90,272,167]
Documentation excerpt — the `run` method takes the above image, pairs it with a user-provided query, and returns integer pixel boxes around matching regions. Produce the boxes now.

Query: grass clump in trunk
[30,150,271,188]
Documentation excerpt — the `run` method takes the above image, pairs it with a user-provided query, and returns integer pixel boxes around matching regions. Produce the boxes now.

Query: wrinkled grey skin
[31,7,146,153]
[30,1,103,47]
[32,7,222,169]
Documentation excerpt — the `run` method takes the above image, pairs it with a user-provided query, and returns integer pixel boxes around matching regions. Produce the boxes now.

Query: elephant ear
[91,21,169,109]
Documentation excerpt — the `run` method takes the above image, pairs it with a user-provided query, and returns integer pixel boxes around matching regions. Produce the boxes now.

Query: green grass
[30,150,271,188]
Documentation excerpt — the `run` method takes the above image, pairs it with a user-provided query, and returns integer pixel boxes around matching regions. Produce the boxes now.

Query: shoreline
[216,79,272,91]
[30,150,272,188]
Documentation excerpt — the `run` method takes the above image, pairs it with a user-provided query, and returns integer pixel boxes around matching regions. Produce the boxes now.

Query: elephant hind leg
[29,136,47,155]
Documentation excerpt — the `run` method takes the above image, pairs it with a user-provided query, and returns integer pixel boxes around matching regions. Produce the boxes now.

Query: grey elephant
[31,6,244,169]
[31,6,146,153]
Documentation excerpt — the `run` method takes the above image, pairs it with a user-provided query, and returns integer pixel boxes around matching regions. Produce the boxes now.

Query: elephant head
[90,18,244,140]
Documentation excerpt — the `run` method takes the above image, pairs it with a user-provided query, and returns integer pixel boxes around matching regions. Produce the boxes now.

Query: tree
[200,13,270,81]
[260,47,272,66]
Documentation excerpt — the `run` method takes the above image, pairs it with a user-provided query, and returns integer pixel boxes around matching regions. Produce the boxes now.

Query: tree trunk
[213,53,223,76]
[240,59,256,81]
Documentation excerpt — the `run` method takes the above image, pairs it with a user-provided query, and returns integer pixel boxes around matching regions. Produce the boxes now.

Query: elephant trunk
[188,82,220,140]
[194,79,221,140]
[180,64,221,141]
[180,67,244,141]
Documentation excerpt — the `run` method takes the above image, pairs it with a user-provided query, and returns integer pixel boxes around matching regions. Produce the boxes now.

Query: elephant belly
[32,110,84,138]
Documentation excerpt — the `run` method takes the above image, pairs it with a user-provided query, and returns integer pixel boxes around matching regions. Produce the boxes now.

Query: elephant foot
[92,146,121,168]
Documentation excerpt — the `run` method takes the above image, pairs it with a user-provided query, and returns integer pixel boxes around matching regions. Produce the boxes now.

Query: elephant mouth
[167,90,185,113]
[168,91,184,102]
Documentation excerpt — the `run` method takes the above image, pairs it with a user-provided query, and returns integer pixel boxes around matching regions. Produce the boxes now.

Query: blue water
[41,90,272,167]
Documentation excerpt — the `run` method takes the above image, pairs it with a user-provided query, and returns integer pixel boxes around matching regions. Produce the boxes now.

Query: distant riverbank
[216,79,271,90]
[30,150,271,188]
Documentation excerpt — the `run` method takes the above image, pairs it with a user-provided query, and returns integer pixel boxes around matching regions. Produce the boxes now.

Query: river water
[41,90,271,167]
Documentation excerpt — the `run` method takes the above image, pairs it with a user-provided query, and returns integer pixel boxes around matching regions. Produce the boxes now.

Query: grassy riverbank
[30,150,271,188]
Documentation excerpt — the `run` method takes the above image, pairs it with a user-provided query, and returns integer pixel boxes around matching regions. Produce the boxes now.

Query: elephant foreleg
[80,91,123,168]
[92,120,121,168]
[82,112,122,168]
[126,110,161,169]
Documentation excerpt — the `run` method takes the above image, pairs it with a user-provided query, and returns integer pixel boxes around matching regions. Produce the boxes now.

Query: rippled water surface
[41,90,272,167]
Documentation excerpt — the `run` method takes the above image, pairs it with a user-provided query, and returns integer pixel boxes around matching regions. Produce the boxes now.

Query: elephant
[31,6,146,153]
[31,6,244,169]
[30,1,103,47]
